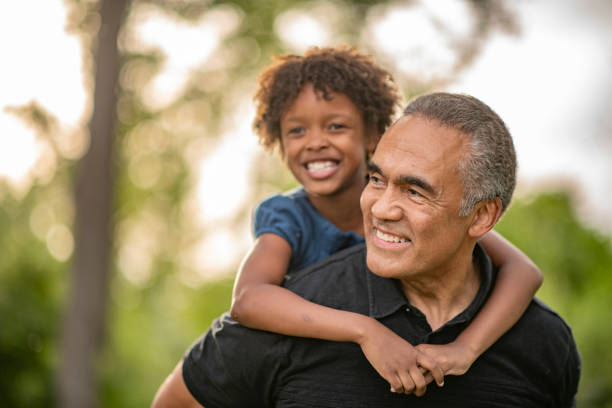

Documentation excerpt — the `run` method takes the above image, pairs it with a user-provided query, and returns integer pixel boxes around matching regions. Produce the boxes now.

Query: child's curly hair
[253,46,401,153]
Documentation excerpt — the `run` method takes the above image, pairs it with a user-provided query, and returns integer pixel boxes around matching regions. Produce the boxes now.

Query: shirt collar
[366,243,495,324]
[366,268,408,319]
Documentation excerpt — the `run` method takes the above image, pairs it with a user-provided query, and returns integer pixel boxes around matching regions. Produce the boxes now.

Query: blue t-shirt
[254,188,364,271]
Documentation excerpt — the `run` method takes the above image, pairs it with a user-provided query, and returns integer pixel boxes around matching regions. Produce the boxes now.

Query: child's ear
[468,197,503,239]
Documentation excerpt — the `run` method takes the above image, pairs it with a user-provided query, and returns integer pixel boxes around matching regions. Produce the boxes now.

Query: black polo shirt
[183,243,580,407]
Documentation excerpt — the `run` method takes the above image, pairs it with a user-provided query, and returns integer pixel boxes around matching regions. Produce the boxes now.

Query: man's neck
[399,250,481,331]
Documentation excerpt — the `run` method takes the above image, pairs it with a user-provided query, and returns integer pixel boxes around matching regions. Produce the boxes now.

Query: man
[153,93,580,407]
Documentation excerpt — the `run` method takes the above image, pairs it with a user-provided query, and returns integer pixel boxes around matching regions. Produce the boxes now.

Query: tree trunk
[58,1,128,407]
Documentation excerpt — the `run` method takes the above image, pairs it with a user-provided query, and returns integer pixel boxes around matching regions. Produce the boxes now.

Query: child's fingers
[421,368,434,384]
[388,373,406,395]
[395,372,414,395]
[417,353,445,387]
[408,367,427,397]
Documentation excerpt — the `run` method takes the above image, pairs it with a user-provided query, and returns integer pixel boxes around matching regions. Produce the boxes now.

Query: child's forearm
[232,282,445,393]
[231,283,374,342]
[231,234,374,342]
[454,268,539,359]
[456,231,542,361]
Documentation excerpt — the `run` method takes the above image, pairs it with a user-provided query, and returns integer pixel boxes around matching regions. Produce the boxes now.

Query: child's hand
[358,320,444,396]
[415,341,476,376]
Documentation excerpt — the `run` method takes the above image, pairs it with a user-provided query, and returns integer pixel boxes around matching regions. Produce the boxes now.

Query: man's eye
[367,174,384,186]
[407,188,423,198]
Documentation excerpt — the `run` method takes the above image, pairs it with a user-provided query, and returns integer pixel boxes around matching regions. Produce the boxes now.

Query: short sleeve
[253,194,305,255]
[182,313,288,407]
[253,189,364,271]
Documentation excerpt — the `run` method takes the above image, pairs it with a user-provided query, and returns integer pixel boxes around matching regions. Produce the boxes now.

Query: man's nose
[306,128,329,150]
[370,187,402,221]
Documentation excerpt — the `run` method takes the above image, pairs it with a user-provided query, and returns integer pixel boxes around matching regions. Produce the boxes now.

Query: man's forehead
[370,115,468,196]
[376,115,466,163]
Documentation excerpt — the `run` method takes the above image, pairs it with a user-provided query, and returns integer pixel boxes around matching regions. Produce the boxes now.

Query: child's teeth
[307,161,336,171]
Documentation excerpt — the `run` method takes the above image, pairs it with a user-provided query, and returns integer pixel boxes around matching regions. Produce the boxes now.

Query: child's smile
[304,160,338,179]
[280,83,370,198]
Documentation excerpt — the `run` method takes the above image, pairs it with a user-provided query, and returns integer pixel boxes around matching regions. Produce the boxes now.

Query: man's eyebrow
[368,160,435,194]
[367,161,382,174]
[397,175,435,194]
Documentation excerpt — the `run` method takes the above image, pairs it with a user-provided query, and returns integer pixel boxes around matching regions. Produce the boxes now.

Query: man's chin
[365,254,405,279]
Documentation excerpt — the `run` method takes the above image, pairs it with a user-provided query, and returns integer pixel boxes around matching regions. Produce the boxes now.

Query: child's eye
[329,123,346,131]
[286,127,305,137]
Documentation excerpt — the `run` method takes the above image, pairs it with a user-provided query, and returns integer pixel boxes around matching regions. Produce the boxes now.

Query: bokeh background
[1,0,611,407]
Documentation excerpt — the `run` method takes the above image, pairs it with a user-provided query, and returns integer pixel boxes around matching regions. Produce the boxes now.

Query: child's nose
[306,129,329,150]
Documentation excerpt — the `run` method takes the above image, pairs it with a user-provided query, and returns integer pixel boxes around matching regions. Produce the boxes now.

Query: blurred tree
[58,1,129,408]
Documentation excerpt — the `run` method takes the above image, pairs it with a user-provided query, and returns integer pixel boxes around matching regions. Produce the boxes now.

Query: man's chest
[272,332,554,408]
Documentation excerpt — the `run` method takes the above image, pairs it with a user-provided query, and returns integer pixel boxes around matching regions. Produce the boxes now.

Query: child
[230,46,542,396]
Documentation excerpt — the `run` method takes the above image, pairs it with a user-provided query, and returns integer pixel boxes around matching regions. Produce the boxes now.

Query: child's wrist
[453,337,479,365]
[352,315,378,344]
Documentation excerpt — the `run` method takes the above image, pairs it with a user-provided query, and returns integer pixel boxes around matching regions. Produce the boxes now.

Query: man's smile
[373,226,411,248]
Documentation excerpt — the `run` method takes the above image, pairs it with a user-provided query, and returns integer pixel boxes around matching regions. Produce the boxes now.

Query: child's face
[280,83,372,198]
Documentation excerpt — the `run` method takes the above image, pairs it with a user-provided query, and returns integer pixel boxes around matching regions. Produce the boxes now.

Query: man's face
[360,115,475,280]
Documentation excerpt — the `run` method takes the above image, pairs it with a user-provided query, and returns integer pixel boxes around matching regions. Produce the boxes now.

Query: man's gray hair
[403,92,517,216]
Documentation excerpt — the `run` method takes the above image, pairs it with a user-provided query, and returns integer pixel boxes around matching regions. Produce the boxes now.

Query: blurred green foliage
[0,183,66,408]
[100,276,234,407]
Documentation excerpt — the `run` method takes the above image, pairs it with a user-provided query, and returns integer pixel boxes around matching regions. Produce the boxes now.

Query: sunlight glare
[125,3,243,110]
[197,102,258,223]
[275,10,330,53]
[0,1,85,124]
[117,213,165,286]
[46,224,74,262]
[185,223,251,284]
[366,0,472,80]
[0,115,41,186]
[30,204,55,241]
[0,0,85,186]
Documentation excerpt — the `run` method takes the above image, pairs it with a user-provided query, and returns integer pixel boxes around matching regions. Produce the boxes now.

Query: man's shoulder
[497,296,580,379]
[183,312,290,407]
[522,297,576,341]
[468,296,580,406]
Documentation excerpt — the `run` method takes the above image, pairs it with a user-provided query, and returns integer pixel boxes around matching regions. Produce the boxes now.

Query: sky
[0,0,611,275]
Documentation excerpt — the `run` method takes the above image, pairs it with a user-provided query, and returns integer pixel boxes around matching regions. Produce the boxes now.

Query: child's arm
[231,233,444,396]
[416,230,542,375]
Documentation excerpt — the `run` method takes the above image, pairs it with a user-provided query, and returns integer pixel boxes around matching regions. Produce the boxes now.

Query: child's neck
[307,184,365,236]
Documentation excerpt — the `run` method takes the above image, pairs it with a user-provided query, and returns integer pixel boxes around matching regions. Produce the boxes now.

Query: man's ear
[468,197,503,239]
